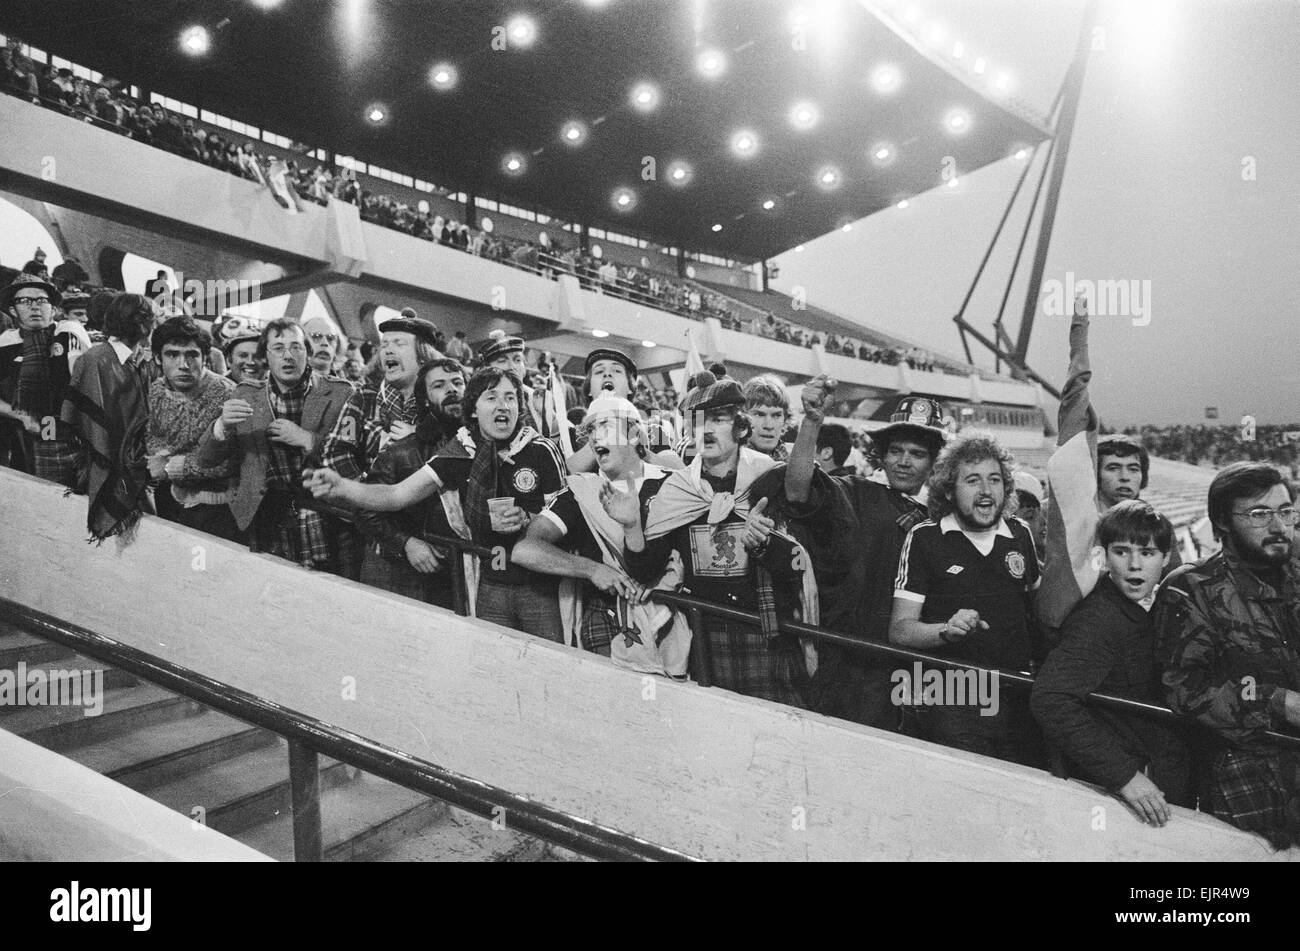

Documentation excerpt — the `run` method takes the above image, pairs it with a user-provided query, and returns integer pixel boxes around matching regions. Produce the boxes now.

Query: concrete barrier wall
[0,728,270,861]
[0,471,1289,862]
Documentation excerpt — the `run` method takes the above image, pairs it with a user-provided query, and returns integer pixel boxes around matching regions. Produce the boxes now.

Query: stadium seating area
[1,33,961,378]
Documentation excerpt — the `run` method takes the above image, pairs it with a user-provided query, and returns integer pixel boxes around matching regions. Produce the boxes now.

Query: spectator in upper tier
[742,373,792,462]
[1032,501,1193,826]
[144,317,240,541]
[1158,462,1300,849]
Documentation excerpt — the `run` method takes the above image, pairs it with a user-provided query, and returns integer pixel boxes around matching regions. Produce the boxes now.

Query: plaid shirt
[264,371,313,490]
[320,380,418,480]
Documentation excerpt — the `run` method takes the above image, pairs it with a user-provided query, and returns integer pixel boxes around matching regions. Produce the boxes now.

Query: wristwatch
[937,623,956,644]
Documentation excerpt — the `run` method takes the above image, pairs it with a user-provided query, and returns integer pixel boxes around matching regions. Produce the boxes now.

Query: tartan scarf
[265,369,313,490]
[464,424,540,545]
[365,379,419,462]
[63,343,150,544]
[16,323,55,418]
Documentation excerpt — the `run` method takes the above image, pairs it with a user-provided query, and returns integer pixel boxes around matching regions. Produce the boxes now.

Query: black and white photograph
[0,0,1295,912]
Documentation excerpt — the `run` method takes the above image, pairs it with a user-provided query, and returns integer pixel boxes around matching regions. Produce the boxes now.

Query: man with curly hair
[889,431,1045,767]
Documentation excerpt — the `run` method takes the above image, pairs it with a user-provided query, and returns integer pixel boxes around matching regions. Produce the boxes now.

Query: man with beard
[1157,463,1300,848]
[194,319,356,572]
[783,386,946,729]
[0,274,92,486]
[890,431,1044,767]
[513,396,692,676]
[742,374,792,462]
[223,330,267,386]
[144,317,240,541]
[354,358,470,608]
[565,347,682,472]
[304,366,568,640]
[621,376,814,706]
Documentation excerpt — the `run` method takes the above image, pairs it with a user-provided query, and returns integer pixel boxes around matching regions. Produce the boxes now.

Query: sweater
[147,370,237,506]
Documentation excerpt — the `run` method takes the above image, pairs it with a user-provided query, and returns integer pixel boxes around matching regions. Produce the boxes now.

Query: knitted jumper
[147,370,238,506]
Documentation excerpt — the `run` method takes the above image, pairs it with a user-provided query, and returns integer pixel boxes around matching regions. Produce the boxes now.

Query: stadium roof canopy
[0,0,1051,262]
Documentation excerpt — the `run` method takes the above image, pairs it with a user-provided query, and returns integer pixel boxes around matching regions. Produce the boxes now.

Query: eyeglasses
[1232,506,1300,528]
[268,344,307,356]
[13,297,50,307]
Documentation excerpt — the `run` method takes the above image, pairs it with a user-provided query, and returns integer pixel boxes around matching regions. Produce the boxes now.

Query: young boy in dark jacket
[1031,500,1194,825]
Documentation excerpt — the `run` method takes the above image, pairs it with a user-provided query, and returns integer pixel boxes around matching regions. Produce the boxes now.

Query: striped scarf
[16,324,55,418]
[465,425,540,545]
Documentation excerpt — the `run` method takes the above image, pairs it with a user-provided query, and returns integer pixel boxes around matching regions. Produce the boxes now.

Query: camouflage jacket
[1155,549,1300,750]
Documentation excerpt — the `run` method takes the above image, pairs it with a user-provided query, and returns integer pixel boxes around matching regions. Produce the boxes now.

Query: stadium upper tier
[0,91,1042,411]
[698,278,1002,381]
[0,0,1049,261]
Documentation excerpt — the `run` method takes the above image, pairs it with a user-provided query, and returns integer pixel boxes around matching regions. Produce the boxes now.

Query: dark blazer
[193,374,354,532]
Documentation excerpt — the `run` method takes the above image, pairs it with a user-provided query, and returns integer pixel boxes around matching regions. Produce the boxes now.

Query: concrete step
[0,630,74,668]
[147,741,354,838]
[372,805,583,862]
[66,711,278,792]
[236,771,450,862]
[0,682,193,751]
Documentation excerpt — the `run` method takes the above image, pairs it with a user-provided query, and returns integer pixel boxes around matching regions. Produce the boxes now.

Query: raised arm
[786,374,835,504]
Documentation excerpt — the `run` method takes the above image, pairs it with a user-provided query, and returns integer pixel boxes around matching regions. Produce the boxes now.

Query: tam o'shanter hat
[1,274,61,310]
[871,396,949,451]
[377,314,440,349]
[480,330,525,364]
[679,370,745,416]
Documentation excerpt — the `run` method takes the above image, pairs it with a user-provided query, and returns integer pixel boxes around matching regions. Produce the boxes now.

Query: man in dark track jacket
[1032,501,1193,826]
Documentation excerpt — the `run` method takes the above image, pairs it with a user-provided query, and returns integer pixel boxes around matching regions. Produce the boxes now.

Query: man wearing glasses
[1157,462,1300,848]
[194,319,355,572]
[0,274,91,486]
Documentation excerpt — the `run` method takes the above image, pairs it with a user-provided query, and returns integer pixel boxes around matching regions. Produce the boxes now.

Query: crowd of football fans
[5,34,1300,853]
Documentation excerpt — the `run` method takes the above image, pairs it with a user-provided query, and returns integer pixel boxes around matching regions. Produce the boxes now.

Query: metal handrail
[0,597,697,863]
[417,529,1300,755]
